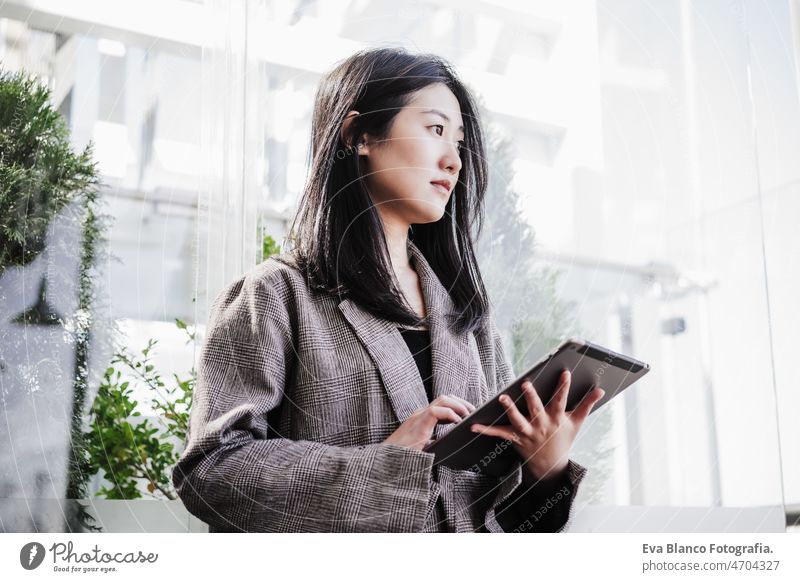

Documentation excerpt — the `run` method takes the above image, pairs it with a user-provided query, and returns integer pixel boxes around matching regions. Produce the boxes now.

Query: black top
[397,327,434,402]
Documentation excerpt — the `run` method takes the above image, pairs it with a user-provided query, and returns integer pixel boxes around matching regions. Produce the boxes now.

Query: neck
[377,212,413,276]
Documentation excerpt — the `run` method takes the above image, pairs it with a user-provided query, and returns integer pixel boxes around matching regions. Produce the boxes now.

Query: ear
[340,110,370,155]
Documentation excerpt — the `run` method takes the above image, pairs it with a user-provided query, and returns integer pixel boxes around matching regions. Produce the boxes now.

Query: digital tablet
[422,337,650,476]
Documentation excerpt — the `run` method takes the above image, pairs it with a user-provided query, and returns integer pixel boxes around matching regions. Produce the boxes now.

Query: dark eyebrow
[420,108,465,137]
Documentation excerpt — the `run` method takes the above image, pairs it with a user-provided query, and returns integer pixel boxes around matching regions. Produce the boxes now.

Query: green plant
[0,69,98,274]
[262,232,281,261]
[1,67,109,532]
[83,319,195,500]
[475,103,612,502]
[474,106,579,368]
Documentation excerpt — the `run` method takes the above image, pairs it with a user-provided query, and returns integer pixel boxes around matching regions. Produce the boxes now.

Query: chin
[415,208,447,224]
[419,198,450,222]
[401,196,449,224]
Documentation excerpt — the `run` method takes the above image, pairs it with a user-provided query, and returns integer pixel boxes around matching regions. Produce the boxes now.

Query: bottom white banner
[2,533,798,581]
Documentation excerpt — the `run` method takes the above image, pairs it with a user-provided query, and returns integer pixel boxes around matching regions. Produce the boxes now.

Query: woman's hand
[470,370,604,481]
[383,394,476,451]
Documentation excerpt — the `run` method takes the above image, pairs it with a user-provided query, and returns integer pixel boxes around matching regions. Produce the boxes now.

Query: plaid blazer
[173,240,587,532]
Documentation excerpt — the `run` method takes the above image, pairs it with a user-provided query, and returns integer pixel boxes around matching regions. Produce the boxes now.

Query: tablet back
[423,338,650,476]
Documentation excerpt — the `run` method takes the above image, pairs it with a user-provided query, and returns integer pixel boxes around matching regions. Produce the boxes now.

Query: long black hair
[286,46,490,335]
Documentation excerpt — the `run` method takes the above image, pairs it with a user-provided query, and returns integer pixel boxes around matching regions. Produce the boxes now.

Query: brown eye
[430,124,444,136]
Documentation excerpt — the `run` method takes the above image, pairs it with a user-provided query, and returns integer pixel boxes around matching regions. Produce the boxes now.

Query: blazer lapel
[337,241,476,438]
[338,297,430,423]
[275,250,428,423]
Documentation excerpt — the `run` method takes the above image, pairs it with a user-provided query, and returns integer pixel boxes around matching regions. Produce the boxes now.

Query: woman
[173,47,604,533]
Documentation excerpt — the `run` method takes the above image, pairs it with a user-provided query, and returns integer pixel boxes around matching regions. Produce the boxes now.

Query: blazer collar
[337,240,475,433]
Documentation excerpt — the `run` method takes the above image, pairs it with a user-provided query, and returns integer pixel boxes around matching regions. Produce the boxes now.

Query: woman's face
[357,83,464,226]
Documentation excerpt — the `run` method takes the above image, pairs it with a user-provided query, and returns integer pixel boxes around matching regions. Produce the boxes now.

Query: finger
[498,393,532,436]
[458,395,477,413]
[428,405,463,426]
[434,395,471,418]
[470,423,521,445]
[547,369,571,415]
[446,394,477,414]
[569,386,605,424]
[520,380,545,422]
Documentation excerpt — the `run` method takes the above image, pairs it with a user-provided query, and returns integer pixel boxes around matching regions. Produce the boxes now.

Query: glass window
[1,0,795,533]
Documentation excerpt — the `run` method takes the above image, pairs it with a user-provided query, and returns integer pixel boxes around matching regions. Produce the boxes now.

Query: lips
[430,179,452,194]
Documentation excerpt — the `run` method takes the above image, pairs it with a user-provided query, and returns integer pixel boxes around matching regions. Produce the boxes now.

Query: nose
[442,143,462,176]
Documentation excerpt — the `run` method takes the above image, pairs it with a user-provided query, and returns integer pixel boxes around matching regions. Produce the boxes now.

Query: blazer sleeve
[171,271,436,532]
[481,316,588,533]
